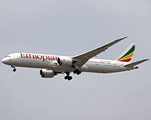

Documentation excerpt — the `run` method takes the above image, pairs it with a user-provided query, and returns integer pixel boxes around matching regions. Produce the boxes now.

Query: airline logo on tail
[116,43,136,62]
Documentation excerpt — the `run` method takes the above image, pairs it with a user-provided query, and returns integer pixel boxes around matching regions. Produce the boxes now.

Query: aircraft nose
[2,57,10,64]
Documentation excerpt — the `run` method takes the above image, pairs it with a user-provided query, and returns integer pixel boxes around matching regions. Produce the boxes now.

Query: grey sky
[0,0,151,120]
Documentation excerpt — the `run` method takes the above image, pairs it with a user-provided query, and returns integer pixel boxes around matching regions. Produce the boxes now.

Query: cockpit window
[6,55,11,57]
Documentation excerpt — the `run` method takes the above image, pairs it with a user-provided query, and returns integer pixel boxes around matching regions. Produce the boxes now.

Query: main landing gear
[64,70,82,81]
[73,69,81,75]
[64,72,72,81]
[11,65,16,72]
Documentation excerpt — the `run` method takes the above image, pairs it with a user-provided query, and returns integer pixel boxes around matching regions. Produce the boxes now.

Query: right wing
[72,36,127,69]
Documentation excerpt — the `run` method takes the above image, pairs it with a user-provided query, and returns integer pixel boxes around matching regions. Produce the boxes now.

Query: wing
[72,36,127,69]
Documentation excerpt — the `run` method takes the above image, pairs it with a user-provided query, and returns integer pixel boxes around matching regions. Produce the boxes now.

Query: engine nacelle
[57,57,73,66]
[40,69,55,78]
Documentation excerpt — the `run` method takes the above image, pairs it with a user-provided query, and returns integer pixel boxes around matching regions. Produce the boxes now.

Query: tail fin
[116,43,136,62]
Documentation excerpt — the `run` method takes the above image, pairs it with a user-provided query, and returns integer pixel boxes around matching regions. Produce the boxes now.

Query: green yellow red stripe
[118,45,135,62]
[118,53,133,61]
[119,58,131,62]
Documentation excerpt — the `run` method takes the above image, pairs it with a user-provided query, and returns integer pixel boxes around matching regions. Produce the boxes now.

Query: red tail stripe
[119,58,131,62]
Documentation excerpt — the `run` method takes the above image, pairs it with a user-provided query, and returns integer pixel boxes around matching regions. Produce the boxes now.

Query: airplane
[2,37,149,80]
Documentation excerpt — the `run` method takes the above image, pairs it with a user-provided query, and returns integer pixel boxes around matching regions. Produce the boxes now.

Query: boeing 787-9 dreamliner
[2,37,149,80]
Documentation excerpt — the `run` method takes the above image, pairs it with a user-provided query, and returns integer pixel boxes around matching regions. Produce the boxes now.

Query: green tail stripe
[118,45,135,60]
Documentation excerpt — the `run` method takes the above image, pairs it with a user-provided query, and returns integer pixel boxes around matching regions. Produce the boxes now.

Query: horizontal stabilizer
[124,59,149,67]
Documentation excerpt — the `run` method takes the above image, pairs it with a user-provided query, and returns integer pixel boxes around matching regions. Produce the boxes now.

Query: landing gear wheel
[11,65,16,72]
[13,69,16,72]
[64,76,72,80]
[64,76,68,80]
[68,76,72,80]
[77,71,81,75]
[73,69,81,75]
[64,72,72,81]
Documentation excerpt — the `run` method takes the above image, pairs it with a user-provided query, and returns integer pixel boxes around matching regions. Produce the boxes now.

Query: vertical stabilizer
[116,43,136,62]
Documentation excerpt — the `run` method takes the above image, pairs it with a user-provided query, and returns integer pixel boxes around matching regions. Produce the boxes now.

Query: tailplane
[116,43,136,62]
[124,59,149,67]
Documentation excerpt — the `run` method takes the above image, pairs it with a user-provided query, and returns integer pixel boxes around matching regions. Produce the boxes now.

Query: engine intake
[57,57,73,66]
[40,69,55,78]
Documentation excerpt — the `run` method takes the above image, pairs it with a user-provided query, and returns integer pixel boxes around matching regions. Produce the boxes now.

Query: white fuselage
[2,53,135,73]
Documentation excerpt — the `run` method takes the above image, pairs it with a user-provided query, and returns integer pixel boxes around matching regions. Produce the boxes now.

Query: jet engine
[40,69,55,78]
[57,57,73,66]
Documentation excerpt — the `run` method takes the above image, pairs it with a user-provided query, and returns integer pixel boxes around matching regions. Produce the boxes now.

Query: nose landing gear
[11,65,16,72]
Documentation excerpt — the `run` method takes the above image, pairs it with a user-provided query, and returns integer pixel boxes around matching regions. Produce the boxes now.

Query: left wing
[72,36,127,69]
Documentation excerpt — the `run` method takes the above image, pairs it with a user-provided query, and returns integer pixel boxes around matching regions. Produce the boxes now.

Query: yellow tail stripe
[119,53,133,61]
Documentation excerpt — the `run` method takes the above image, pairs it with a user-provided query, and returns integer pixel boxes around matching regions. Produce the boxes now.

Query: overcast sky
[0,0,151,120]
